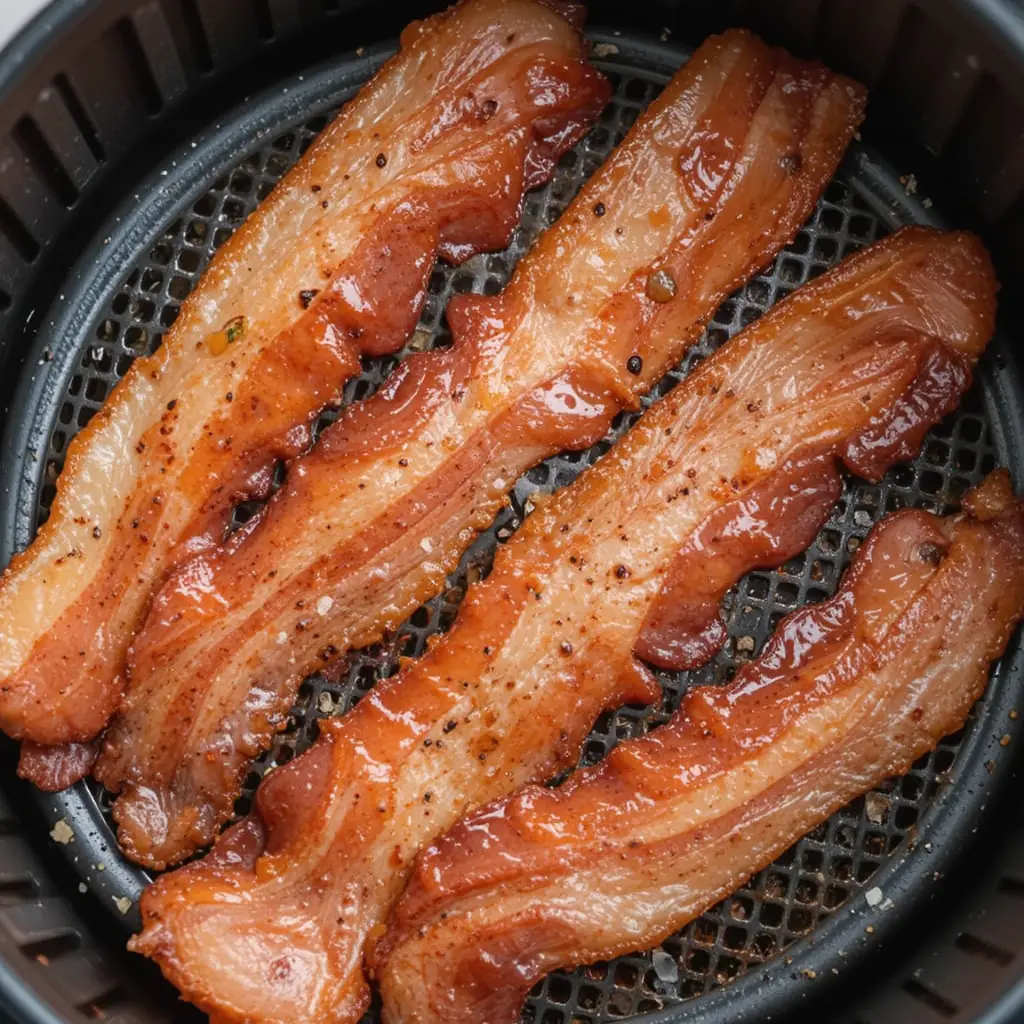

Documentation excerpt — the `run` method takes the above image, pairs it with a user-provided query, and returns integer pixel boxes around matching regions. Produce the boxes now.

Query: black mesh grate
[18,44,1020,1024]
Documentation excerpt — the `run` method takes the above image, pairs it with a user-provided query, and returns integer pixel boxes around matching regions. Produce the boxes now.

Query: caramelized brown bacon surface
[378,472,1024,1024]
[0,0,607,753]
[100,30,866,869]
[132,228,994,1024]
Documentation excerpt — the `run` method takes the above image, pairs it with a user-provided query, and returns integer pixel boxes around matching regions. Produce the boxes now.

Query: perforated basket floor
[4,31,1024,1024]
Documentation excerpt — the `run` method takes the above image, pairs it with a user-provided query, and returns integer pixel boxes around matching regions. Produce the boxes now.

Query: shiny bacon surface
[378,471,1024,1024]
[0,0,607,752]
[100,29,867,869]
[132,227,995,1024]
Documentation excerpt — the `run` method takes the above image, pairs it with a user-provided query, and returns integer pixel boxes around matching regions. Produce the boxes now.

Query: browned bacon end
[0,0,608,757]
[102,27,867,873]
[131,226,993,1024]
[377,471,1024,1024]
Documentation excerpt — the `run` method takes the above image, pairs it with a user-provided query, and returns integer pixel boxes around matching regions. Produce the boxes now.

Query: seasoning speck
[420,537,433,553]
[626,354,643,375]
[78,883,87,894]
[781,151,803,175]
[300,289,320,309]
[316,596,334,617]
[593,202,606,217]
[318,692,336,715]
[592,42,619,57]
[113,896,133,915]
[736,635,756,654]
[865,886,883,908]
[276,631,289,645]
[646,269,677,303]
[50,819,74,844]
[864,792,889,824]
[376,153,387,168]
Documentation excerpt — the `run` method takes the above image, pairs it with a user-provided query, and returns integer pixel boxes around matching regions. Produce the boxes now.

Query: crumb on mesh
[49,819,74,845]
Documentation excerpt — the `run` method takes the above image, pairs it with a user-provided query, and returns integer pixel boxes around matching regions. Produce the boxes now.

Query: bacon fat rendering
[378,471,1024,1024]
[131,227,995,1024]
[99,29,867,869]
[1,0,608,758]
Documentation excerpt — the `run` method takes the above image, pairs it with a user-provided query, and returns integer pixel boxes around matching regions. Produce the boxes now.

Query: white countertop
[0,0,50,50]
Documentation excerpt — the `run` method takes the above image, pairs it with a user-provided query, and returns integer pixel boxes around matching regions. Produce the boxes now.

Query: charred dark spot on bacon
[299,289,320,309]
[918,541,945,566]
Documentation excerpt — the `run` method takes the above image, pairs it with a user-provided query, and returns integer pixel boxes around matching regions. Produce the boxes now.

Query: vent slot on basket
[12,117,79,209]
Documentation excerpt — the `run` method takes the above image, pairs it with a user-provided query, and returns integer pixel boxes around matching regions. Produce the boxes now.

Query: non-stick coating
[2,32,1023,1024]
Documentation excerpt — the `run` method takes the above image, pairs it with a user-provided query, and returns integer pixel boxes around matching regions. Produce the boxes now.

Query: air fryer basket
[0,3,1023,1024]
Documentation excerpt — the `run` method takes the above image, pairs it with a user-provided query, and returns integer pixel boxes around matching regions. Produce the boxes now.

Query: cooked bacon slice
[377,471,1024,1024]
[0,0,608,754]
[131,227,994,1024]
[98,29,867,869]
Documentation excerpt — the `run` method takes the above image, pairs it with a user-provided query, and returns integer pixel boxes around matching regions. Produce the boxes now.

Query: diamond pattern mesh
[29,57,1007,1024]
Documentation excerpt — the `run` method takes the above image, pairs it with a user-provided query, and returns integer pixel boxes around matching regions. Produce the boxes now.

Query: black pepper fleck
[627,355,643,375]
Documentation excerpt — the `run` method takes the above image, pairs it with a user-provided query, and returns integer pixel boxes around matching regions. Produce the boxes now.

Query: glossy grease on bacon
[132,227,994,1024]
[379,472,1024,1024]
[103,29,867,869]
[1,0,607,761]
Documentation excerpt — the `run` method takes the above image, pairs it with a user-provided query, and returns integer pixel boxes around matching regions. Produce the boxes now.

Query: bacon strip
[131,228,995,1024]
[377,471,1024,1024]
[97,30,867,869]
[0,0,608,754]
